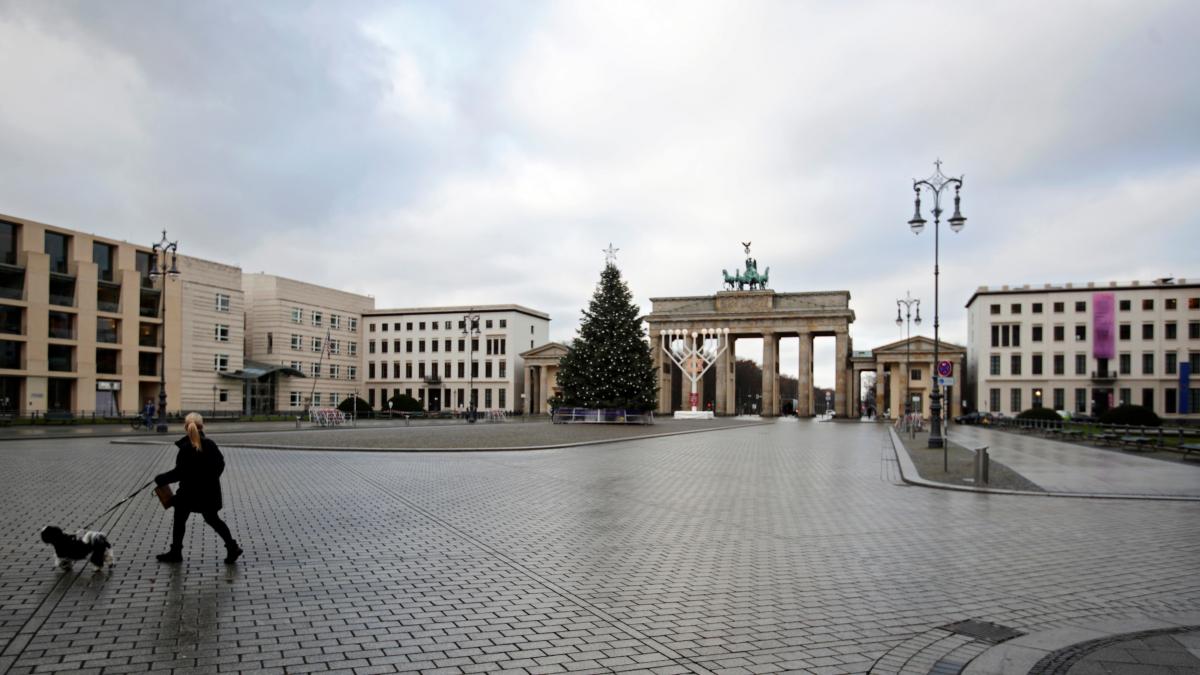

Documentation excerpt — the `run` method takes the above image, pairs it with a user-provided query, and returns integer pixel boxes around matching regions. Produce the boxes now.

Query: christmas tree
[555,260,658,411]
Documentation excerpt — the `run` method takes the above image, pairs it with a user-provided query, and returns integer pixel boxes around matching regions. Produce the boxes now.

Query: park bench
[1180,444,1200,460]
[1119,435,1152,451]
[1093,432,1120,446]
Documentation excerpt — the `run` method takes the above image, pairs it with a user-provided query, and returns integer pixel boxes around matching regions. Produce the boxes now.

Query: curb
[887,427,1200,502]
[110,420,773,453]
[961,615,1200,675]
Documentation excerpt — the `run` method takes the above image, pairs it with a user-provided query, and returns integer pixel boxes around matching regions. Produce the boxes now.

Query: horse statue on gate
[720,243,771,291]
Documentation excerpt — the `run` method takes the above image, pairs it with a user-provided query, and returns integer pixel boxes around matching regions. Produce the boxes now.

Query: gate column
[834,330,850,417]
[797,331,813,417]
[762,331,778,416]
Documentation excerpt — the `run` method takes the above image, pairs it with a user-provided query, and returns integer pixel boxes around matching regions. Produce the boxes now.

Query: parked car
[954,411,993,425]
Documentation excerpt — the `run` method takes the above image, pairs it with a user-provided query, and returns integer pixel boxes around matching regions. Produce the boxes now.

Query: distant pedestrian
[142,399,155,429]
[154,412,242,564]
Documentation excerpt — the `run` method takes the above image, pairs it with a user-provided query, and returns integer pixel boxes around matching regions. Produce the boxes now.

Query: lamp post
[895,291,921,438]
[908,159,966,451]
[148,230,179,433]
[212,384,217,416]
[462,311,480,423]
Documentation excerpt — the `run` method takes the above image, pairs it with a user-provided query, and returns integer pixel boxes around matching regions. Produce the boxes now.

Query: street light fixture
[462,311,480,423]
[147,230,180,433]
[908,159,966,452]
[895,291,921,437]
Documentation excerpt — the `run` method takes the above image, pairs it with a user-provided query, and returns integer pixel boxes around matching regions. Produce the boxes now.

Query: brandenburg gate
[644,245,856,417]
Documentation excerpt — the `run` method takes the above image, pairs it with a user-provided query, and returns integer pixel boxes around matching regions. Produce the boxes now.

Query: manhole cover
[939,619,1024,644]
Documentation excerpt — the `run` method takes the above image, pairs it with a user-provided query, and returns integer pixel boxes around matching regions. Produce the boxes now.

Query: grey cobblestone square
[1,420,1197,674]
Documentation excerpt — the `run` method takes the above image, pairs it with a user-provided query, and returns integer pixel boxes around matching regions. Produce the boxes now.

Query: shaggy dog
[39,526,113,571]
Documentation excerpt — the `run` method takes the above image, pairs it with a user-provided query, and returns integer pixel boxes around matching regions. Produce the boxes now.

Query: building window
[1053,354,1065,375]
[1011,388,1022,413]
[1189,321,1199,339]
[485,388,493,408]
[393,340,401,353]
[381,322,388,332]
[419,321,426,330]
[1142,323,1154,340]
[215,324,229,342]
[419,340,426,353]
[1166,322,1177,339]
[407,322,414,331]
[44,231,70,274]
[330,364,340,379]
[393,362,401,378]
[369,323,376,332]
[394,323,401,331]
[311,363,321,378]
[1118,353,1131,375]
[1075,301,1086,312]
[499,360,506,378]
[500,319,507,328]
[1166,388,1177,414]
[406,362,413,378]
[1142,388,1154,411]
[348,365,357,379]
[1142,299,1154,311]
[216,293,231,313]
[290,360,302,371]
[1119,388,1131,406]
[291,334,302,350]
[432,339,439,352]
[1167,352,1178,375]
[1054,325,1065,342]
[457,339,465,352]
[368,340,376,354]
[1075,354,1087,375]
[989,354,1000,376]
[1142,353,1154,375]
[291,307,302,323]
[1011,303,1022,314]
[219,389,229,403]
[457,362,465,378]
[368,362,376,379]
[1074,325,1087,341]
[348,342,357,356]
[1032,325,1043,342]
[1193,389,1200,414]
[381,341,388,354]
[213,353,229,372]
[1010,354,1022,376]
[349,317,358,332]
[418,362,426,378]
[312,392,321,406]
[499,389,506,409]
[485,319,493,329]
[330,314,341,330]
[1166,298,1178,310]
[1053,302,1064,313]
[1119,299,1131,311]
[1074,388,1087,413]
[1052,388,1065,410]
[1119,324,1131,341]
[1032,354,1043,375]
[485,361,493,378]
[989,388,1001,412]
[444,362,451,378]
[990,304,1000,315]
[329,339,340,355]
[312,311,323,327]
[290,391,302,407]
[1032,303,1043,314]
[444,339,452,352]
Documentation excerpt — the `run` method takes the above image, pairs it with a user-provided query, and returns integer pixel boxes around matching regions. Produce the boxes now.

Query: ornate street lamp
[908,159,966,452]
[895,291,921,437]
[148,230,179,433]
[462,311,480,423]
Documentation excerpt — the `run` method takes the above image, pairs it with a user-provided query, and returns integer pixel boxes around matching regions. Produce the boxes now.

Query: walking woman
[154,412,243,563]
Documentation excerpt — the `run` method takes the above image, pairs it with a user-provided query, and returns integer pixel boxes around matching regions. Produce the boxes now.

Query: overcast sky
[1,1,1197,387]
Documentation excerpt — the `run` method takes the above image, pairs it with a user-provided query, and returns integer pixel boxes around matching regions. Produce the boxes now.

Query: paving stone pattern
[1,419,1198,674]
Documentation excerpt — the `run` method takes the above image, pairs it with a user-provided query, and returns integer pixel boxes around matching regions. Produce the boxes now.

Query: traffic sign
[937,360,954,378]
[937,376,955,386]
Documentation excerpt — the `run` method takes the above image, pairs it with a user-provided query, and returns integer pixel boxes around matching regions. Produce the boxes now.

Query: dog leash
[81,480,156,530]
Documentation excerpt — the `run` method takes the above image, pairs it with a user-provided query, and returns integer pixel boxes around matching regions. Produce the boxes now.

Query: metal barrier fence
[983,415,1200,450]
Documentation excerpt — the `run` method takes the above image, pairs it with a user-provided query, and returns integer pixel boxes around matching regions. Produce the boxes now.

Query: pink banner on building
[1093,292,1115,359]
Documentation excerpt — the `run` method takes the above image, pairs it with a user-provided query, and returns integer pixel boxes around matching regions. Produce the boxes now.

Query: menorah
[660,328,729,418]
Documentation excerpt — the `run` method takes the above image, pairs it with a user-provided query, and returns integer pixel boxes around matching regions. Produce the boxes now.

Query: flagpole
[308,327,331,420]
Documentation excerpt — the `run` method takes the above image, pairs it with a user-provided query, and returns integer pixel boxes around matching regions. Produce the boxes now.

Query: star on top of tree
[603,243,619,265]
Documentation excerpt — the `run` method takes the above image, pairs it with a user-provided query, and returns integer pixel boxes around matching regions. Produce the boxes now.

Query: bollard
[295,416,300,428]
[974,446,990,485]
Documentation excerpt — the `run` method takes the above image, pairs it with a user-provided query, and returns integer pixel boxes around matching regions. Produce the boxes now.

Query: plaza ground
[1,420,1197,674]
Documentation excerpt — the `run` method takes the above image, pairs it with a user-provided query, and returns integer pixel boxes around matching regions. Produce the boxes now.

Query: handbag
[153,484,174,509]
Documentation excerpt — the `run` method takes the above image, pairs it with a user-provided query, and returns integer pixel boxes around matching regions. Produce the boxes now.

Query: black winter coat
[155,435,226,512]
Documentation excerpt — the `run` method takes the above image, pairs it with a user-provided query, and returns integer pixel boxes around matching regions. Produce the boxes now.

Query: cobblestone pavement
[1,419,1198,674]
[205,418,765,450]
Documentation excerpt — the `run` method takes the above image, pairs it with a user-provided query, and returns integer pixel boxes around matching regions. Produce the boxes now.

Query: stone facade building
[965,279,1200,420]
[361,305,549,413]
